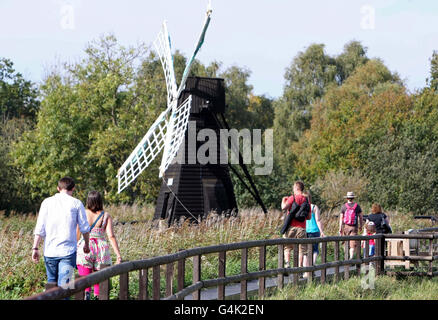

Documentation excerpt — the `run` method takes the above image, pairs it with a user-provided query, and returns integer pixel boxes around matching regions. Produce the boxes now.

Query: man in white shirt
[32,177,91,289]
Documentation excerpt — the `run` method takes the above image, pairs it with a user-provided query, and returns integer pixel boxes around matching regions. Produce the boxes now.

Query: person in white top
[32,177,91,289]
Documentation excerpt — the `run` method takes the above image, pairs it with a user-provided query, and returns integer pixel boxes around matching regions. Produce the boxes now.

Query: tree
[0,58,40,213]
[0,58,40,123]
[13,35,152,203]
[273,41,370,182]
[335,41,369,84]
[428,50,438,91]
[365,125,438,214]
[247,94,274,130]
[292,59,405,182]
[220,66,254,129]
[0,118,36,213]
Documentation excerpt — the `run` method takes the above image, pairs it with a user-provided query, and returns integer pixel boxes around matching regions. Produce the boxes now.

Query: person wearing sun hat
[339,191,363,259]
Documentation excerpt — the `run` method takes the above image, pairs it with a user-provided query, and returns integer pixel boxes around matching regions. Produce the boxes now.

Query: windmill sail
[117,109,170,193]
[154,21,178,106]
[159,95,192,177]
[177,7,212,98]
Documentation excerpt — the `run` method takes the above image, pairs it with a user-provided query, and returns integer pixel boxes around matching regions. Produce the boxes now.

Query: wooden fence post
[278,244,284,290]
[429,239,434,275]
[99,265,110,300]
[293,244,299,285]
[321,242,327,284]
[356,240,361,275]
[153,265,161,300]
[415,236,420,268]
[344,240,350,280]
[73,275,84,300]
[166,262,175,297]
[138,269,148,300]
[177,257,185,294]
[259,245,266,297]
[379,236,386,275]
[375,237,381,275]
[364,240,369,260]
[193,255,201,300]
[218,251,226,300]
[334,241,340,283]
[240,248,248,300]
[375,236,386,276]
[119,272,129,300]
[307,243,313,284]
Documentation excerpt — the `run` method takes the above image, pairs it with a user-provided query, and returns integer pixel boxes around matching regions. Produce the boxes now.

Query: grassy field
[0,205,435,299]
[266,275,438,300]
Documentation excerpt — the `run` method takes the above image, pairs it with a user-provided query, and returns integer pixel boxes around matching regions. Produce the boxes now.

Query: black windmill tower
[117,5,267,226]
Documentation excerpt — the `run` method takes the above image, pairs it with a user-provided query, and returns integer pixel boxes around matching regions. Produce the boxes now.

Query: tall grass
[266,276,438,300]
[0,214,46,299]
[0,206,435,299]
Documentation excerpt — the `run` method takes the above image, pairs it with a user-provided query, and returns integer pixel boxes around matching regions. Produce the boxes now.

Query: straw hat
[344,191,356,199]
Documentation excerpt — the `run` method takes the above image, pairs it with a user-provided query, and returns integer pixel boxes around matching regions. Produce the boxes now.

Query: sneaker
[285,262,290,268]
[84,292,91,300]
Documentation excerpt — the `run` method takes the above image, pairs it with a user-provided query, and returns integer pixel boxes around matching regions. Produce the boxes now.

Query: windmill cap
[344,192,356,199]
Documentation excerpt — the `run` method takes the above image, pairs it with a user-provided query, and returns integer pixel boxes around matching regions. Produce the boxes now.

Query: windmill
[117,3,267,225]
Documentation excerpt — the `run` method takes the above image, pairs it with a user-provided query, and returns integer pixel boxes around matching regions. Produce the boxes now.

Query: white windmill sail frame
[159,95,192,177]
[117,109,170,193]
[154,21,178,106]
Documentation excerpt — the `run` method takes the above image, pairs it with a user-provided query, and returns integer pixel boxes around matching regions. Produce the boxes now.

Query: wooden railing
[25,232,438,300]
[385,228,438,276]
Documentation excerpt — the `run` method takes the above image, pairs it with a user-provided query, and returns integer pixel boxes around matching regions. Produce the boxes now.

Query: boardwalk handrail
[414,227,438,233]
[25,233,438,300]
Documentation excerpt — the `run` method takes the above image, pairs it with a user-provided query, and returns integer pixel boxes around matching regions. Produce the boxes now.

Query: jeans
[44,251,77,288]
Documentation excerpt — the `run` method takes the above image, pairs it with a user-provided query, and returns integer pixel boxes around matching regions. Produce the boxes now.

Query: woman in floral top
[76,191,122,299]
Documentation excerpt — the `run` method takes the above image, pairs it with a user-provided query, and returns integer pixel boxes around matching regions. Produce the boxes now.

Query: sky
[1,0,438,98]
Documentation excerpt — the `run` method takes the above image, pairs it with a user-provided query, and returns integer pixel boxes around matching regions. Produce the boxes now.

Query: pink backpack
[343,203,357,225]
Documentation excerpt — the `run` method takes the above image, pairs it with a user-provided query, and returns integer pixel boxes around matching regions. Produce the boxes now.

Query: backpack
[380,214,392,234]
[280,196,310,234]
[294,197,310,222]
[343,203,357,226]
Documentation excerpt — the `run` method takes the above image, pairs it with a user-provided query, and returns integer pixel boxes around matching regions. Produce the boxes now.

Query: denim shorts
[369,245,375,257]
[306,231,320,254]
[44,251,77,288]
